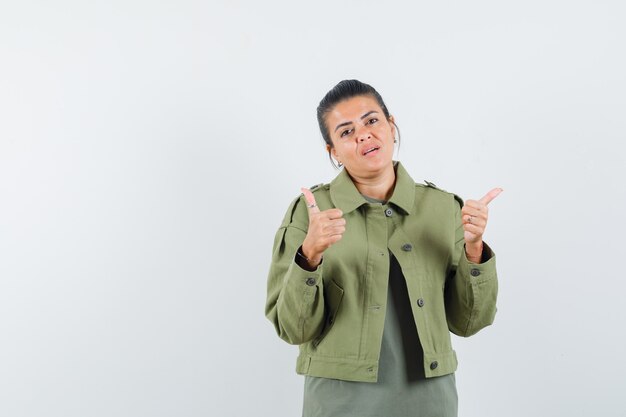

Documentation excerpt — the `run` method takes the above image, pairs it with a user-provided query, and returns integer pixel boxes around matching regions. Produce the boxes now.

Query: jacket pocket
[312,279,344,348]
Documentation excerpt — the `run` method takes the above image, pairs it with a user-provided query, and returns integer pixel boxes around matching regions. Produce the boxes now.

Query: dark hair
[316,79,400,168]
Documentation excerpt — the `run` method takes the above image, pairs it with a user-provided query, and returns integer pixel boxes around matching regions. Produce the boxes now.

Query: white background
[1,1,625,416]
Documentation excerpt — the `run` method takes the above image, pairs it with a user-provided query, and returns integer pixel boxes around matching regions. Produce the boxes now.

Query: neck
[349,163,397,201]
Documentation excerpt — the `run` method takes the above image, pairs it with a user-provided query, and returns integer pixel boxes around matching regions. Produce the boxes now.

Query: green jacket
[265,161,498,382]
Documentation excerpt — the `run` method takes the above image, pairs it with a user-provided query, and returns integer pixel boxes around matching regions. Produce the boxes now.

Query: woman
[265,79,501,417]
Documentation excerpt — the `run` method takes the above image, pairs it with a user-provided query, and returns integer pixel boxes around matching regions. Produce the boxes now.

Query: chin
[367,154,393,168]
[355,157,393,176]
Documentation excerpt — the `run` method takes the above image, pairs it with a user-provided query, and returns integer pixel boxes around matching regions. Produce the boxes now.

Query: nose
[356,125,372,142]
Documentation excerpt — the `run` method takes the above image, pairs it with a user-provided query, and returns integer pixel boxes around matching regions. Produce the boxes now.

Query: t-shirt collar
[329,161,415,215]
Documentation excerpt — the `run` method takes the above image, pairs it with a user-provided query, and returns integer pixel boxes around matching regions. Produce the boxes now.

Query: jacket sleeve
[264,196,326,345]
[445,195,499,337]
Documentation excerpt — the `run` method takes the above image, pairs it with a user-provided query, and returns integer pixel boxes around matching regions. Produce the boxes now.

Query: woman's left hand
[462,188,503,262]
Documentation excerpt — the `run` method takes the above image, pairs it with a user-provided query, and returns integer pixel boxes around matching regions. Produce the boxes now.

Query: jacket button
[401,243,413,251]
[417,298,425,307]
[385,208,393,217]
[328,316,334,324]
[305,277,316,286]
[470,268,481,277]
[430,361,438,370]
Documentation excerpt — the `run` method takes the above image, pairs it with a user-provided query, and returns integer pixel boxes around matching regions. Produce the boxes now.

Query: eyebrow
[334,110,379,132]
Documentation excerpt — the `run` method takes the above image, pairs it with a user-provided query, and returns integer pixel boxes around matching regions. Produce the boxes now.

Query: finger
[322,208,344,220]
[463,223,484,236]
[478,188,503,206]
[464,200,486,211]
[325,225,346,236]
[463,230,480,245]
[461,205,487,218]
[327,234,343,245]
[462,215,486,228]
[320,233,344,250]
[301,188,320,215]
[326,218,346,227]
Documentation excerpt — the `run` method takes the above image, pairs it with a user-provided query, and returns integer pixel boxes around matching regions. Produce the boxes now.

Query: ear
[388,115,396,136]
[327,143,336,157]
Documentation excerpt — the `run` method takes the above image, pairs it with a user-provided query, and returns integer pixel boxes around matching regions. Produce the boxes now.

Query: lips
[362,146,380,156]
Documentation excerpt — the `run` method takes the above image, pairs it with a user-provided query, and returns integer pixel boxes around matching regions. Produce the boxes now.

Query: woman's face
[325,95,396,178]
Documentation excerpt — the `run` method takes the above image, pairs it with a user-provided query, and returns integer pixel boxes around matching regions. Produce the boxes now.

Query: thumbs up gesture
[461,188,503,263]
[299,188,346,269]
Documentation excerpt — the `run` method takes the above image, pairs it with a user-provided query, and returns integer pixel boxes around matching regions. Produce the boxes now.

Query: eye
[340,128,353,137]
[367,118,378,125]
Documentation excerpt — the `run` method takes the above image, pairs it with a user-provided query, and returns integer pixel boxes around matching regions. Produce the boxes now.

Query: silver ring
[307,204,317,208]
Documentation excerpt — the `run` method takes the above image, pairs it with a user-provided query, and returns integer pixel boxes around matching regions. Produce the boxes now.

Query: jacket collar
[329,161,416,215]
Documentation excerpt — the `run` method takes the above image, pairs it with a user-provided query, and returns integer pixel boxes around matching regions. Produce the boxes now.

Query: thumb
[301,188,320,215]
[479,187,503,205]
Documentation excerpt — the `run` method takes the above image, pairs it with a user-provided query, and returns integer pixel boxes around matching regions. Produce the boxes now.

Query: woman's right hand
[299,187,346,269]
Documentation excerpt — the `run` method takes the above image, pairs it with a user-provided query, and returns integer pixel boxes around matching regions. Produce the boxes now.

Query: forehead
[326,95,382,124]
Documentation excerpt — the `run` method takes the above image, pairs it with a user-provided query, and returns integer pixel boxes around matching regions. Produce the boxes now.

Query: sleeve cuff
[459,242,496,283]
[285,251,325,298]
